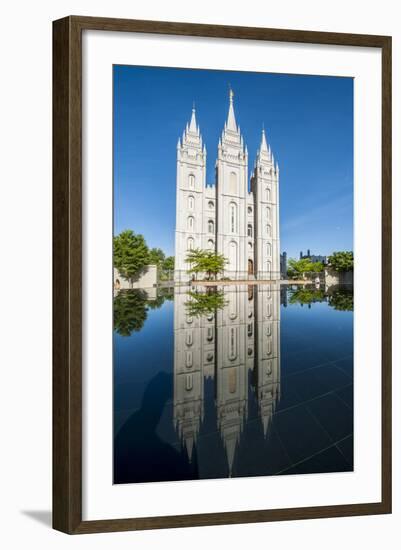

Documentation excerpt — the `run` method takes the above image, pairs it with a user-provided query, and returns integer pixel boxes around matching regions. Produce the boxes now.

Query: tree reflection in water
[184,288,228,317]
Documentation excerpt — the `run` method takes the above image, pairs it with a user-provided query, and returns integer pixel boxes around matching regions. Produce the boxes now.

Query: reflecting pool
[113,284,353,484]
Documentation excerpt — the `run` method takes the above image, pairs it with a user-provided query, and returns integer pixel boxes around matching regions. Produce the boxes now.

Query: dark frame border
[53,15,392,534]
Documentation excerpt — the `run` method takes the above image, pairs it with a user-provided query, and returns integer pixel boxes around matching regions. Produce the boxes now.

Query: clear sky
[113,65,353,260]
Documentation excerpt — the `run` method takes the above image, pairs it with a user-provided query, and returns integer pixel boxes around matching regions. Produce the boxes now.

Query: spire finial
[189,103,197,133]
[226,85,237,132]
[229,85,234,104]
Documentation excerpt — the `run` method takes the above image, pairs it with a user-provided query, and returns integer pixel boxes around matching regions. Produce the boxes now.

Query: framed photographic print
[53,16,392,534]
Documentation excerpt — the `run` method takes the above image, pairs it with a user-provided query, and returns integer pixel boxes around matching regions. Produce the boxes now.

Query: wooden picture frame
[53,15,392,534]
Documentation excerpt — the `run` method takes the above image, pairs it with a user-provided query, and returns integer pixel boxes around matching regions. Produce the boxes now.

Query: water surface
[113,284,353,484]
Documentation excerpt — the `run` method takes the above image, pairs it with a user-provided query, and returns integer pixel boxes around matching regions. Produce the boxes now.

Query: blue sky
[113,65,353,260]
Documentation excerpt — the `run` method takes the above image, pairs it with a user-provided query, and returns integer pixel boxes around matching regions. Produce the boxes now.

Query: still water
[113,284,353,484]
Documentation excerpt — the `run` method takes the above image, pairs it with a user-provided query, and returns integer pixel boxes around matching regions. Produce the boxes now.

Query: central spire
[226,86,237,132]
[189,104,197,133]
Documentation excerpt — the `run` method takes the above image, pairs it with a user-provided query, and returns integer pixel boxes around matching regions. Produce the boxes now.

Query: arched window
[187,237,194,250]
[229,327,237,361]
[186,331,193,346]
[208,201,214,209]
[247,206,253,215]
[229,241,238,272]
[247,224,253,237]
[266,260,272,279]
[248,242,253,251]
[266,224,271,237]
[266,339,272,355]
[188,174,195,189]
[266,187,271,202]
[207,327,214,342]
[230,203,237,233]
[266,360,272,375]
[229,171,237,194]
[188,216,194,231]
[208,219,214,233]
[188,195,194,210]
[208,239,214,250]
[185,374,193,391]
[266,206,271,221]
[186,351,193,368]
[267,243,272,256]
[248,323,253,337]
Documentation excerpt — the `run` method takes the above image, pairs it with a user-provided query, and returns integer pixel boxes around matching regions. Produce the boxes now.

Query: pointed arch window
[187,237,194,250]
[188,195,194,210]
[188,174,195,189]
[208,220,214,233]
[188,216,194,231]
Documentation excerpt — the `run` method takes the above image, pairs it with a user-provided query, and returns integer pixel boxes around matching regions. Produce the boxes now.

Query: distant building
[299,250,327,265]
[280,251,287,278]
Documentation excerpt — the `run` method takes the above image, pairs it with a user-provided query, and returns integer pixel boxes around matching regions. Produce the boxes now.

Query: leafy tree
[114,230,149,285]
[148,247,165,266]
[185,289,227,317]
[288,287,325,306]
[113,290,148,336]
[328,251,354,272]
[287,258,324,279]
[162,256,175,272]
[328,289,354,311]
[159,255,175,281]
[185,248,228,280]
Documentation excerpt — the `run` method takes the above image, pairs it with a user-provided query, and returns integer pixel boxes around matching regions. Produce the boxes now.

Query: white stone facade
[175,91,280,282]
[173,284,280,474]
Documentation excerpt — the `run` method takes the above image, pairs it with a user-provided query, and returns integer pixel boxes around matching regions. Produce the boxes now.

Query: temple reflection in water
[173,284,280,476]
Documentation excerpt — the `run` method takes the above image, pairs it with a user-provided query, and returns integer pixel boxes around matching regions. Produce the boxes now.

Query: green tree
[328,289,354,311]
[185,289,228,317]
[328,251,354,272]
[162,256,175,272]
[113,290,148,336]
[287,258,324,279]
[185,248,228,280]
[148,247,165,267]
[289,287,325,306]
[113,230,149,286]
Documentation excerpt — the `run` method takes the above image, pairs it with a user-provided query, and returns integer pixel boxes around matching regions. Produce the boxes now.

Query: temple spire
[226,87,237,132]
[189,104,197,133]
[260,126,268,153]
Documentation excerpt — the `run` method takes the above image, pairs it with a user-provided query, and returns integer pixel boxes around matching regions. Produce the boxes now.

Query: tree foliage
[113,290,149,336]
[113,289,173,336]
[328,251,354,272]
[148,247,165,266]
[287,258,324,278]
[114,230,149,282]
[288,287,325,306]
[328,289,354,311]
[185,248,228,280]
[185,289,227,317]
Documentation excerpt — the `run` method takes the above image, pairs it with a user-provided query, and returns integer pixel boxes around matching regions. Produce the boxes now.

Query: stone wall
[113,265,157,290]
[325,268,353,286]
